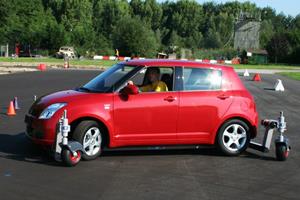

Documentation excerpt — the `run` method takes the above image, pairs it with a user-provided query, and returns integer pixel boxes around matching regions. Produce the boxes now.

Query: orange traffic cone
[7,101,16,116]
[38,63,46,71]
[64,60,69,68]
[252,73,261,82]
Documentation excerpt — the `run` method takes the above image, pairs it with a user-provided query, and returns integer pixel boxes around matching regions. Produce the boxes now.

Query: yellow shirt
[140,81,168,92]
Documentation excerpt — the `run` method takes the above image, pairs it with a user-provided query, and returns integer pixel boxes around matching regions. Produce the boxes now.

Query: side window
[183,68,222,91]
[130,67,174,92]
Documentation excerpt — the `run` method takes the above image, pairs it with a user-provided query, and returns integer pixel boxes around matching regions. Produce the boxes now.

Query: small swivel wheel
[275,143,289,161]
[61,149,82,167]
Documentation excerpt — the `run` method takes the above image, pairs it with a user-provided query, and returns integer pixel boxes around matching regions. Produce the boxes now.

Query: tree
[203,2,220,16]
[205,13,234,48]
[267,33,291,63]
[260,20,274,48]
[93,0,131,38]
[112,16,159,57]
[0,0,299,63]
[165,30,183,47]
[38,9,69,53]
[130,0,162,30]
[93,34,114,55]
[161,0,205,48]
[204,28,222,49]
[286,16,300,64]
[261,7,276,21]
[4,0,54,47]
[0,1,11,43]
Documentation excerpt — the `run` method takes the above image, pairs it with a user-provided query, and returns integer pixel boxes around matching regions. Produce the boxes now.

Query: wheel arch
[69,117,110,148]
[214,116,257,145]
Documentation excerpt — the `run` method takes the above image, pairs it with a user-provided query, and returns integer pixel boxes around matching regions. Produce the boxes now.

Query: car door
[177,67,233,143]
[113,67,179,146]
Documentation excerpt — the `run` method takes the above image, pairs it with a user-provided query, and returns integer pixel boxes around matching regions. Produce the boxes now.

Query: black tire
[276,144,289,161]
[216,119,250,156]
[61,149,81,167]
[72,120,103,161]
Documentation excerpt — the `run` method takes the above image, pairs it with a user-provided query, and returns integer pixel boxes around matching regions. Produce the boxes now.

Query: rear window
[183,68,222,91]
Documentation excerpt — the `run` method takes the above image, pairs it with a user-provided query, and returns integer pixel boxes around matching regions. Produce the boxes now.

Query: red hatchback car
[25,59,258,160]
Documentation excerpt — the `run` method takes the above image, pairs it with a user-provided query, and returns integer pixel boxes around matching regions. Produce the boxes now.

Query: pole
[6,44,9,57]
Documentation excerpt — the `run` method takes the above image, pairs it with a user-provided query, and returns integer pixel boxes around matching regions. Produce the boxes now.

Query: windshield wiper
[77,87,92,92]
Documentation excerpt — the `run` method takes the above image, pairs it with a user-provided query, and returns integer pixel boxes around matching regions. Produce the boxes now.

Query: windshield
[82,64,139,92]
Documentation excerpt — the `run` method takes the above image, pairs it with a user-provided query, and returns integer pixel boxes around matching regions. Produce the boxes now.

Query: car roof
[120,59,233,70]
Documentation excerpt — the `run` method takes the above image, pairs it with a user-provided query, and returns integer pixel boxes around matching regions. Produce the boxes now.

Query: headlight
[39,103,67,119]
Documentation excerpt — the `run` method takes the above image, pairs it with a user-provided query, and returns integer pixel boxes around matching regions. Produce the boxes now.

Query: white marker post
[275,79,285,92]
[243,69,249,77]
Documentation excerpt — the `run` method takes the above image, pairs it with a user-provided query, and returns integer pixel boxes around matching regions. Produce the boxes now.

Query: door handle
[217,94,230,100]
[164,96,177,102]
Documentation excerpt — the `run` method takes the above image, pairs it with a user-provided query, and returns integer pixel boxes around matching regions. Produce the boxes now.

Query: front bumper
[25,114,57,146]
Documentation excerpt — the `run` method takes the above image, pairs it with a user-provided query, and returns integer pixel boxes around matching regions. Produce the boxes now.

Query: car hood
[39,90,88,104]
[29,90,91,117]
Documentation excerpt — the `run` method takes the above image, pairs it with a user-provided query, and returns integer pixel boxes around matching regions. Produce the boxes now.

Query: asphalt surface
[0,69,299,200]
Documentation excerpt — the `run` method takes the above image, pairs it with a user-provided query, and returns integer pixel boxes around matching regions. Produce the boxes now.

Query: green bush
[193,48,238,60]
[33,49,49,56]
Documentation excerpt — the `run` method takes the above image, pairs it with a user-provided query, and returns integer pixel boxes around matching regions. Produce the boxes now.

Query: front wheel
[216,119,250,156]
[276,143,289,161]
[72,120,103,161]
[61,149,81,167]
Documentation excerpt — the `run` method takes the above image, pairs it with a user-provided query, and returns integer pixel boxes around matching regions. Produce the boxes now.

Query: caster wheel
[61,149,82,167]
[276,143,289,161]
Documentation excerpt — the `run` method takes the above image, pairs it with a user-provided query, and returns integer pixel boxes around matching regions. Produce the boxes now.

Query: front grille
[29,105,43,117]
[25,114,45,139]
[26,125,44,139]
[26,125,34,137]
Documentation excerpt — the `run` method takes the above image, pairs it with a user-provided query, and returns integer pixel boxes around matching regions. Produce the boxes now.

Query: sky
[160,0,300,17]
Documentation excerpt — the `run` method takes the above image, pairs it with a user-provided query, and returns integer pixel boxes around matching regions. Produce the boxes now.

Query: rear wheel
[217,119,250,156]
[72,120,103,161]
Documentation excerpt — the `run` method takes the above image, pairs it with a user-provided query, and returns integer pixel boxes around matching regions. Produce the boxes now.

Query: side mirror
[120,84,139,95]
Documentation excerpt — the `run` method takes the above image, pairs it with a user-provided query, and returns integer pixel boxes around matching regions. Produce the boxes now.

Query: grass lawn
[0,57,299,70]
[69,59,118,67]
[0,57,118,67]
[229,64,300,70]
[278,72,300,81]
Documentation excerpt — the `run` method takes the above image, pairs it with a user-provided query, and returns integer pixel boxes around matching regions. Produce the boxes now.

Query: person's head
[147,67,160,83]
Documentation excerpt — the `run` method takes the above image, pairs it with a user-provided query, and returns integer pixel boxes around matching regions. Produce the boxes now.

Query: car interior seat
[161,73,173,91]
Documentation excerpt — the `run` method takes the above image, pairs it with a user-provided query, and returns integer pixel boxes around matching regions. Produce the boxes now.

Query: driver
[128,67,168,92]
